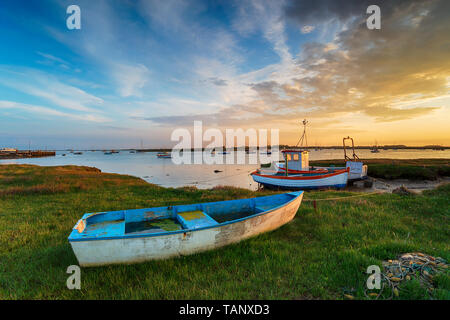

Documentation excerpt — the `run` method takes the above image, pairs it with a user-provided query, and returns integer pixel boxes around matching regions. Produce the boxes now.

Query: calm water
[1,149,449,190]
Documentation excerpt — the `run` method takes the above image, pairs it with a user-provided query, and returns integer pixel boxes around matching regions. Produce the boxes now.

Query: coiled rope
[363,253,449,300]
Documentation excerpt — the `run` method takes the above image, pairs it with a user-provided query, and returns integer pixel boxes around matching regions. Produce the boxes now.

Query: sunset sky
[0,0,449,149]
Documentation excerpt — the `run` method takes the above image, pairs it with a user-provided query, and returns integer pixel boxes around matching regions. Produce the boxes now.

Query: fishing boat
[157,152,172,158]
[276,136,368,182]
[251,120,349,189]
[68,192,304,266]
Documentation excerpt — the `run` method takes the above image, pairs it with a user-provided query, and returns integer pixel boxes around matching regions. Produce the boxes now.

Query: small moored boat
[157,152,172,158]
[251,167,349,190]
[68,192,304,266]
[252,149,349,190]
[275,137,368,182]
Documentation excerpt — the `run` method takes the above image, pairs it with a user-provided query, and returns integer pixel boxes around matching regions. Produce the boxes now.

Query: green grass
[311,158,450,180]
[262,158,450,180]
[0,164,449,300]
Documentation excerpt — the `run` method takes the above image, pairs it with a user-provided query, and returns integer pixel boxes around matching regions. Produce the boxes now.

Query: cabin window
[293,154,299,161]
[286,154,291,161]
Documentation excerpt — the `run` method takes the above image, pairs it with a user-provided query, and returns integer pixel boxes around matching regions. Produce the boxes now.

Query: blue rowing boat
[68,191,304,266]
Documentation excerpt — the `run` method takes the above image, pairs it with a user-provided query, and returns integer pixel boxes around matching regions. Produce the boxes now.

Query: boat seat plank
[177,210,219,229]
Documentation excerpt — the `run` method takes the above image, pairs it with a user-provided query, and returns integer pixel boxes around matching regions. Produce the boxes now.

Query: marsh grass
[0,164,448,299]
[261,158,450,180]
[310,158,450,180]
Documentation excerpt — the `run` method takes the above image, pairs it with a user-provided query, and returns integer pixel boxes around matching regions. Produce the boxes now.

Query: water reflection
[1,149,449,190]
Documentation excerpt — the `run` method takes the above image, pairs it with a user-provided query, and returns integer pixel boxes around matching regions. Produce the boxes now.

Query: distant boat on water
[371,140,380,153]
[157,152,172,158]
[104,151,113,155]
[74,152,83,155]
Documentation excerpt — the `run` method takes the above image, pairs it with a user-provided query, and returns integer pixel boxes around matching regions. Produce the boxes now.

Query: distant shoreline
[47,145,449,152]
[0,150,55,160]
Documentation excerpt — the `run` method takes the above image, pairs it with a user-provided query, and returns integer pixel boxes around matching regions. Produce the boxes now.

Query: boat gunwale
[68,191,303,242]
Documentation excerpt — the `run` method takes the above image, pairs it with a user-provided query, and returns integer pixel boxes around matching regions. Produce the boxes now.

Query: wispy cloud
[112,63,150,97]
[301,25,315,34]
[36,51,71,68]
[0,100,110,123]
[0,66,104,112]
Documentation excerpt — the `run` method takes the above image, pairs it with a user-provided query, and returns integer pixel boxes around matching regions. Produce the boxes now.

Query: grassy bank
[262,158,450,180]
[0,164,449,299]
[311,158,450,181]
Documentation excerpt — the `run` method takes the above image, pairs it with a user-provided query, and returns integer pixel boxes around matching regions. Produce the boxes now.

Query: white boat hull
[70,193,303,266]
[252,170,348,189]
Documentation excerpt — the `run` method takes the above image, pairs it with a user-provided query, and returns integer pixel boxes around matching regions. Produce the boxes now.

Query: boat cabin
[282,149,309,171]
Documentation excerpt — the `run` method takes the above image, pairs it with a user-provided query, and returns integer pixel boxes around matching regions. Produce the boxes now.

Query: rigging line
[303,191,384,202]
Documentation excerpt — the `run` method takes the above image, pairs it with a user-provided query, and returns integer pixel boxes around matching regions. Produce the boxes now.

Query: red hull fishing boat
[251,120,351,190]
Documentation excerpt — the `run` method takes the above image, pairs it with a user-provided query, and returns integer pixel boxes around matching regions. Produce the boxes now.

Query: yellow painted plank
[178,210,205,220]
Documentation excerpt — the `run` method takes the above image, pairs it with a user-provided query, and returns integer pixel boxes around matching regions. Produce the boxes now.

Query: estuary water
[1,149,449,190]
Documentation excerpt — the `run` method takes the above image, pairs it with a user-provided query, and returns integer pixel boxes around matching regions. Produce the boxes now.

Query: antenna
[295,119,309,149]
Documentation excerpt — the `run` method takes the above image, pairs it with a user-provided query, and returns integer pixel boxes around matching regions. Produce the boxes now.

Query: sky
[0,0,449,149]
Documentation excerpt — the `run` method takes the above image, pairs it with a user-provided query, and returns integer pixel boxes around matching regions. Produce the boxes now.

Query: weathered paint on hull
[70,193,303,266]
[251,171,348,190]
[258,182,347,190]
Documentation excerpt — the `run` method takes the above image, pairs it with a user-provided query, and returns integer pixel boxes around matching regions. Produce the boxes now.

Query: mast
[295,119,309,149]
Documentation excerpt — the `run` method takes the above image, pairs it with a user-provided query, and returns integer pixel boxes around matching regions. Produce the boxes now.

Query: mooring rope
[302,191,384,202]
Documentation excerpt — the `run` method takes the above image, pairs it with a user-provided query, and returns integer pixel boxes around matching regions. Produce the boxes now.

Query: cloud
[301,25,315,34]
[142,0,448,128]
[284,0,432,25]
[0,100,110,123]
[202,77,228,86]
[0,66,104,112]
[112,63,150,97]
[364,105,439,122]
[36,51,71,70]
